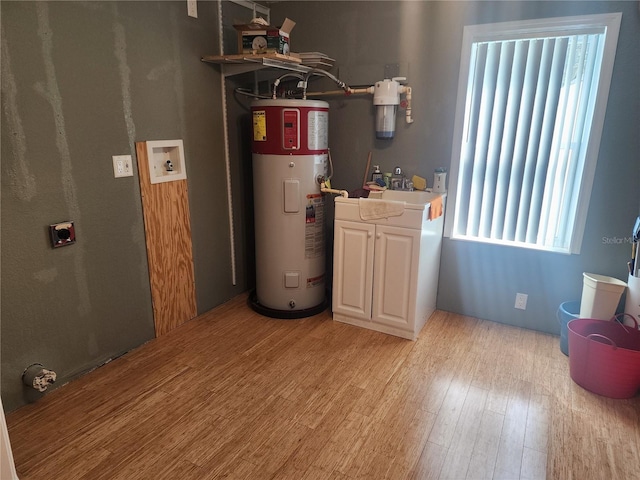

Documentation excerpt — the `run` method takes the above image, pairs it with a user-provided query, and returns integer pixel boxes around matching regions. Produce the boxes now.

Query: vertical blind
[453,31,605,251]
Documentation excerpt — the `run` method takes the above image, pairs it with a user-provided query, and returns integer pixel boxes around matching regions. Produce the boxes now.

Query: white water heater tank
[250,99,329,317]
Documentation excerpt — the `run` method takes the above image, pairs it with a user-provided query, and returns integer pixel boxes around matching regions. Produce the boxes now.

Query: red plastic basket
[568,314,640,399]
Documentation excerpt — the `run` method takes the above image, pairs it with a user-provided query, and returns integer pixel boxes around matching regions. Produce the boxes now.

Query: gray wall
[1,1,243,412]
[269,1,640,332]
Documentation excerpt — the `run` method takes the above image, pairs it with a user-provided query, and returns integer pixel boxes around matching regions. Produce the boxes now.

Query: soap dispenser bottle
[371,165,383,183]
[433,168,447,193]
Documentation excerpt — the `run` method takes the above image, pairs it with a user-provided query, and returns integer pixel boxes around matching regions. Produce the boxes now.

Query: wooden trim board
[135,141,197,336]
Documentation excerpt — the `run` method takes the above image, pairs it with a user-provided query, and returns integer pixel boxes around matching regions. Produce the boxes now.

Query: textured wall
[269,1,640,334]
[1,1,236,412]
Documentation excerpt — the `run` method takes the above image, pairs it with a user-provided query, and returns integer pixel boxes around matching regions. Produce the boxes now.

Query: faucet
[391,167,413,191]
[391,167,403,190]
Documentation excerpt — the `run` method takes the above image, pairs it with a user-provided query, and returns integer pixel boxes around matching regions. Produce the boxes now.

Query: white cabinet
[372,224,421,332]
[332,195,444,340]
[332,220,375,321]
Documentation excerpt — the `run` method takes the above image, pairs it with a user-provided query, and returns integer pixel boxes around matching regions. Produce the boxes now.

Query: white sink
[368,189,442,206]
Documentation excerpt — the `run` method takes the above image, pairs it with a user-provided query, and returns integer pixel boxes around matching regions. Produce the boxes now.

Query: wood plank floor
[6,293,640,479]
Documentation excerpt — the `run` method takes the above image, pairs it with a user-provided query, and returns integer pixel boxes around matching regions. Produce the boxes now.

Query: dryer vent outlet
[22,363,57,392]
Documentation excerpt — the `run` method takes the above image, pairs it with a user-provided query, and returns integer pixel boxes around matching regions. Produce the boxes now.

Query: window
[445,13,622,253]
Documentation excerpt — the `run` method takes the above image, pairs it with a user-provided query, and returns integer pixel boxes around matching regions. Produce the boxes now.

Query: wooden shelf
[201,53,312,77]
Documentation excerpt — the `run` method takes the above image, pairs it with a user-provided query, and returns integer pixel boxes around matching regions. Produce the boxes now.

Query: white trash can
[579,272,627,320]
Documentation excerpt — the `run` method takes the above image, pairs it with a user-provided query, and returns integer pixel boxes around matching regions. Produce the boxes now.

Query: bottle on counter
[371,165,383,183]
[433,168,447,193]
[383,172,392,188]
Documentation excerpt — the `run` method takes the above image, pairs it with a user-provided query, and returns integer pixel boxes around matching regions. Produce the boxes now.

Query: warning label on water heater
[253,110,266,141]
[305,193,324,258]
[307,110,328,150]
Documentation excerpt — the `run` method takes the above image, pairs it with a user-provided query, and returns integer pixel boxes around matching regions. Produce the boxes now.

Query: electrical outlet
[112,155,133,178]
[187,0,197,18]
[515,293,528,310]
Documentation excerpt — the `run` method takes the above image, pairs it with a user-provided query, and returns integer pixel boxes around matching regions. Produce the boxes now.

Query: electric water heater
[250,99,329,318]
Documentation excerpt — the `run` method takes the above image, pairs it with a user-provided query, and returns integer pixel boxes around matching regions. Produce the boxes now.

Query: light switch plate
[187,0,197,18]
[112,155,133,178]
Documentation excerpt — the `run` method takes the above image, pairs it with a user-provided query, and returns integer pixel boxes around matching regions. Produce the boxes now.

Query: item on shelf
[234,18,296,55]
[297,52,335,69]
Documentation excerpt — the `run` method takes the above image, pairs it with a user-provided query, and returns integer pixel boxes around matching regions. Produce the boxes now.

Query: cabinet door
[332,220,375,320]
[372,225,420,330]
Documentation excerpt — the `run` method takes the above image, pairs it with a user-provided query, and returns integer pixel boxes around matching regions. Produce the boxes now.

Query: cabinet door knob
[376,233,381,239]
[368,232,373,238]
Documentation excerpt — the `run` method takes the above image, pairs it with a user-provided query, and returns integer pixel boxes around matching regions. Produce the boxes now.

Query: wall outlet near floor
[515,293,528,310]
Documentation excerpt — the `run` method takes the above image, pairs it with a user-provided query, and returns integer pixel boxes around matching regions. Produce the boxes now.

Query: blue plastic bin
[558,300,580,356]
